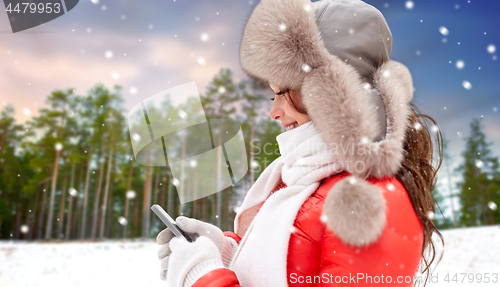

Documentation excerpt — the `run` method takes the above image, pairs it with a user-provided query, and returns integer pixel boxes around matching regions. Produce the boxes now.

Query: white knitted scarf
[229,121,342,287]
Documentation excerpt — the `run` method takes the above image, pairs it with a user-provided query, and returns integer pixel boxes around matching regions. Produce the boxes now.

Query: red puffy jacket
[192,171,424,286]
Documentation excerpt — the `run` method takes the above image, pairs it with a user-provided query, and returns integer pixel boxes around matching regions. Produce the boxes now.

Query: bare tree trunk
[142,153,153,237]
[133,183,141,237]
[45,148,62,239]
[38,181,49,240]
[81,146,93,239]
[66,194,74,240]
[167,176,174,215]
[105,176,114,238]
[28,189,39,240]
[14,199,23,239]
[123,159,134,238]
[23,197,32,240]
[153,167,160,204]
[192,170,198,218]
[179,133,187,215]
[57,165,69,239]
[91,142,107,238]
[150,167,160,229]
[160,167,167,208]
[99,138,114,238]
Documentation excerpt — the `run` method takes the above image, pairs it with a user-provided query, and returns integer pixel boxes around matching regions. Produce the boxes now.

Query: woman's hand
[158,235,225,287]
[175,216,238,267]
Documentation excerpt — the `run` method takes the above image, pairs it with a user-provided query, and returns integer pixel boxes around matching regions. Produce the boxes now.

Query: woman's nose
[269,102,284,120]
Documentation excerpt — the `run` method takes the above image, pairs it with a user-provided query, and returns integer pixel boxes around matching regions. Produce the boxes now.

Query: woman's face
[269,83,311,131]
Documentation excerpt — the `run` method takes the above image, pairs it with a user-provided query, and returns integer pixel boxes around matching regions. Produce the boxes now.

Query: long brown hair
[396,103,444,287]
[280,87,444,287]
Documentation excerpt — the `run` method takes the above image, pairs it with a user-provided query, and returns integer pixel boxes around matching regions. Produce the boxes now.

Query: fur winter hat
[239,0,415,247]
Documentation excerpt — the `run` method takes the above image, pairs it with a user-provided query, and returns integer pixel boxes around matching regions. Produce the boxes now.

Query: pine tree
[456,118,500,226]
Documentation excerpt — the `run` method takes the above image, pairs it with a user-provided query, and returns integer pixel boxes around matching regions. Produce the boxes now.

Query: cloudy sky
[1,0,499,200]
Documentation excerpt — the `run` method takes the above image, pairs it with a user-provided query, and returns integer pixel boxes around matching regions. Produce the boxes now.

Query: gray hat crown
[313,0,393,83]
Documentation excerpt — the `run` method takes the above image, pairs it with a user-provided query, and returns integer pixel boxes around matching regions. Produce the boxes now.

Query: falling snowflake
[456,60,465,69]
[302,64,311,73]
[104,50,113,59]
[386,183,395,192]
[172,178,180,186]
[90,0,99,4]
[303,3,312,12]
[488,201,498,211]
[439,26,449,36]
[111,71,120,80]
[487,44,496,54]
[475,160,484,169]
[55,143,63,151]
[462,80,472,90]
[129,86,138,95]
[69,188,78,197]
[431,125,439,133]
[20,225,29,234]
[23,108,31,116]
[200,33,209,41]
[218,86,226,94]
[132,133,141,142]
[178,109,187,119]
[348,177,357,185]
[279,23,287,32]
[251,160,259,168]
[118,216,128,226]
[126,190,136,199]
[320,214,328,223]
[493,107,498,112]
[427,211,435,220]
[405,1,414,9]
[197,56,206,65]
[414,123,422,131]
[189,160,197,168]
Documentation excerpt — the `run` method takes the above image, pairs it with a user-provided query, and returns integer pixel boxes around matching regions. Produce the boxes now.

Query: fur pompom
[322,176,386,247]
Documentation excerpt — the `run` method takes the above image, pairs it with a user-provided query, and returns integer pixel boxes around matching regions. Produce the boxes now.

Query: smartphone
[151,204,194,242]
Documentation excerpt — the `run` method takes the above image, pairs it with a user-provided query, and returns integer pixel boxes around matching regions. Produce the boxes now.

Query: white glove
[175,216,238,268]
[160,235,225,287]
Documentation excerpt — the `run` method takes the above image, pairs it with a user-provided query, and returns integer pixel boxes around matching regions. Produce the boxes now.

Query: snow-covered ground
[1,225,499,287]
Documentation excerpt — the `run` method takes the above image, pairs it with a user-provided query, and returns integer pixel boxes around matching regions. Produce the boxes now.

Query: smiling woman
[268,82,310,131]
[156,0,444,286]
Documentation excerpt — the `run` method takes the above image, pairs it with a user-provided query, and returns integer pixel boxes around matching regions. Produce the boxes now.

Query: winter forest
[0,65,499,241]
[0,68,286,240]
